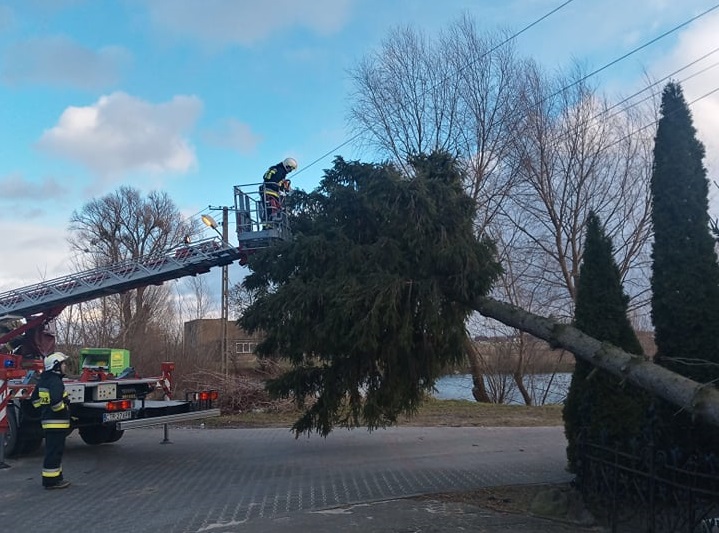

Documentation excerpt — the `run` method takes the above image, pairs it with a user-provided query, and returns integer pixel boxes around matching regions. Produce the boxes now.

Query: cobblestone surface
[0,426,573,532]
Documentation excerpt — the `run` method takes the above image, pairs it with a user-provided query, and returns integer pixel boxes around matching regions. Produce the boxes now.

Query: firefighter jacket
[261,163,290,198]
[31,370,71,431]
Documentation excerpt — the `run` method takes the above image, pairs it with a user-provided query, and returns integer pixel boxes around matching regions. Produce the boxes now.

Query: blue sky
[1,0,718,315]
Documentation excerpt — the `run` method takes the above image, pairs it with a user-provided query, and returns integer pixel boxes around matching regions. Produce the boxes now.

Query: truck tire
[3,406,19,457]
[18,403,43,455]
[106,428,124,443]
[17,432,43,455]
[79,425,112,445]
[4,404,43,457]
[79,425,123,445]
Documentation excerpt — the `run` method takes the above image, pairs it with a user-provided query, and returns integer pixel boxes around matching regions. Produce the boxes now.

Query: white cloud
[1,35,131,89]
[0,220,72,294]
[202,118,262,154]
[35,92,203,183]
[654,11,719,178]
[0,184,75,291]
[145,0,353,46]
[0,173,69,200]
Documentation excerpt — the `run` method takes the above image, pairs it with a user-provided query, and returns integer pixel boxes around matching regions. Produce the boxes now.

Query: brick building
[183,319,263,368]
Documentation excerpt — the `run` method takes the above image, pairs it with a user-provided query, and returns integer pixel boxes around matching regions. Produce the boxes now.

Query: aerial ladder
[0,183,289,458]
[0,182,286,319]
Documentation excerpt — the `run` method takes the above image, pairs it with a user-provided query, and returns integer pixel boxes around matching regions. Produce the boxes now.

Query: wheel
[17,434,43,455]
[79,425,113,445]
[5,404,44,457]
[106,428,124,443]
[3,406,19,457]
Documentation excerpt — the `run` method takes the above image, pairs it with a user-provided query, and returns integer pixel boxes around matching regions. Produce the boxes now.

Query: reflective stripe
[51,401,66,412]
[42,467,63,478]
[35,389,51,407]
[42,420,70,429]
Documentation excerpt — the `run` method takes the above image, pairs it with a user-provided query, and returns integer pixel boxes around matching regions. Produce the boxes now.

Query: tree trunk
[465,338,491,403]
[513,371,532,405]
[473,296,719,427]
[513,333,532,405]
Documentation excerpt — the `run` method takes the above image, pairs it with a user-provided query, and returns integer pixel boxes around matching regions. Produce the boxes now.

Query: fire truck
[0,184,287,457]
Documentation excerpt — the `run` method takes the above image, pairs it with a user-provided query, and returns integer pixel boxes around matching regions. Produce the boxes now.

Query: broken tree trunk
[473,296,719,428]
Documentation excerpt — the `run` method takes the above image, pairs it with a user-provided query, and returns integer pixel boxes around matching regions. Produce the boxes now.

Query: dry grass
[397,399,563,427]
[202,395,563,429]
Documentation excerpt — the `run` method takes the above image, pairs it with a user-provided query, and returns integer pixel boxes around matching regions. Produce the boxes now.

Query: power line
[292,0,576,179]
[541,3,719,105]
[537,48,719,154]
[600,47,719,123]
[602,85,719,154]
[296,2,719,181]
[451,0,576,81]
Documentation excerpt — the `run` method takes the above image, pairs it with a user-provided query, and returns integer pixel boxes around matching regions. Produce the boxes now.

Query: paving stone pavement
[0,426,574,532]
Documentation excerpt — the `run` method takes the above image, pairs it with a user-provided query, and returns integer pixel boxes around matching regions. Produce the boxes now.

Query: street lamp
[201,210,230,377]
[201,214,223,240]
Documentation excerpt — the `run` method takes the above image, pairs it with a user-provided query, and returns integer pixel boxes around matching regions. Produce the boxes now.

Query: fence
[576,434,719,532]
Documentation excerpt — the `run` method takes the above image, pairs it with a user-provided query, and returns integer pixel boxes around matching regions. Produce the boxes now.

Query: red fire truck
[0,184,288,457]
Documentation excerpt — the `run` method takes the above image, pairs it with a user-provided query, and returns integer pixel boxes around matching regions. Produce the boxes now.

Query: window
[235,342,257,354]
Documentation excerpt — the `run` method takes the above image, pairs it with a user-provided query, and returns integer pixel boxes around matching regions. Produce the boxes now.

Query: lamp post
[201,214,222,238]
[201,208,230,377]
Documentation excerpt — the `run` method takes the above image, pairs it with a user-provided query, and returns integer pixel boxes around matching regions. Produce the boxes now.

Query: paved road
[0,426,572,532]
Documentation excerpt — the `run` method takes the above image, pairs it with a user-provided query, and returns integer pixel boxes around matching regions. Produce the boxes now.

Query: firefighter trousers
[42,429,67,487]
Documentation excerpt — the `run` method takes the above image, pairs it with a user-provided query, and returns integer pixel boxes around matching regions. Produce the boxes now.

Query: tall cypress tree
[651,82,719,383]
[650,81,719,452]
[564,212,648,471]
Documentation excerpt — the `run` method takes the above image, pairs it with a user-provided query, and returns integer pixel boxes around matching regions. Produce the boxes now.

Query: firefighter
[260,157,297,222]
[31,352,72,489]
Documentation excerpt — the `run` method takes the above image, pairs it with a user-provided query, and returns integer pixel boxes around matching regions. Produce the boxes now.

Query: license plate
[103,411,132,423]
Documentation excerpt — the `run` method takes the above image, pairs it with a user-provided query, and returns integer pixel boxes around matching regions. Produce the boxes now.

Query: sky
[0,0,718,316]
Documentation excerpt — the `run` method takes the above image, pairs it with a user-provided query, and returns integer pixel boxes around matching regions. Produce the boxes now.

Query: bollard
[0,369,10,468]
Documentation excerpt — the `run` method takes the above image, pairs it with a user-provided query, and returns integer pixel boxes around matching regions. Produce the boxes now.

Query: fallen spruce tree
[474,296,719,428]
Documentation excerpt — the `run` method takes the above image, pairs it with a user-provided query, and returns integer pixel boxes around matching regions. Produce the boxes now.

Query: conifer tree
[650,81,719,452]
[651,82,719,384]
[240,152,502,436]
[563,212,648,471]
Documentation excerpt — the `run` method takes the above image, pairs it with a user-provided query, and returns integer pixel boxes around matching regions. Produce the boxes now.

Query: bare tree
[67,186,197,358]
[501,62,653,318]
[229,281,258,320]
[348,25,460,172]
[178,275,215,321]
[348,15,522,234]
[348,16,654,404]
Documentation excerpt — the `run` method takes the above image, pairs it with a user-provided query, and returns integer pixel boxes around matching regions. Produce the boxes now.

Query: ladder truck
[0,184,286,457]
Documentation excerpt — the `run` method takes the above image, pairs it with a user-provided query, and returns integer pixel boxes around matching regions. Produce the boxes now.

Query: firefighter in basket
[260,157,297,223]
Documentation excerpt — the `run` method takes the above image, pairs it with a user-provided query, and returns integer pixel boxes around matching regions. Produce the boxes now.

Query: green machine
[80,348,131,376]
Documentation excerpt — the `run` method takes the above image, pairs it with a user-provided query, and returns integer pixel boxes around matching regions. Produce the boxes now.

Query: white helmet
[282,157,297,172]
[44,352,68,372]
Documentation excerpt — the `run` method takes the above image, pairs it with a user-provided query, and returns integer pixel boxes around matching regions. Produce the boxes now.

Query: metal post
[161,423,172,444]
[221,206,229,378]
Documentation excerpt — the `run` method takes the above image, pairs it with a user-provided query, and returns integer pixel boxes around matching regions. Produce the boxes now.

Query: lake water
[433,372,572,405]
